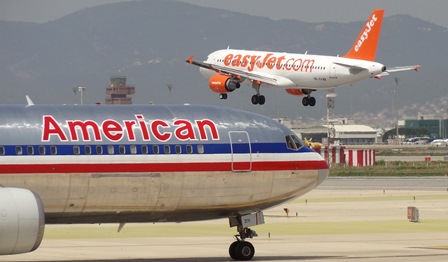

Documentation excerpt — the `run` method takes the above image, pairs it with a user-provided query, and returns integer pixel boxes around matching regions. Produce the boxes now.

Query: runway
[2,178,448,262]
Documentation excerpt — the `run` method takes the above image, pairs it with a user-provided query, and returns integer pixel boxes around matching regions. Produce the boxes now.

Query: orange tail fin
[344,9,384,61]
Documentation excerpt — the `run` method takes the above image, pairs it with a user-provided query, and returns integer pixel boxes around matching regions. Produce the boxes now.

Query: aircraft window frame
[27,145,34,155]
[0,146,4,155]
[197,144,204,154]
[285,135,297,150]
[39,146,45,155]
[50,146,57,155]
[286,135,305,151]
[96,145,103,155]
[119,145,126,155]
[84,145,92,155]
[108,145,114,155]
[16,146,23,155]
[291,135,305,149]
[175,145,182,154]
[153,145,159,154]
[73,146,80,155]
[130,145,137,154]
[141,145,148,154]
[186,145,193,154]
[164,145,170,154]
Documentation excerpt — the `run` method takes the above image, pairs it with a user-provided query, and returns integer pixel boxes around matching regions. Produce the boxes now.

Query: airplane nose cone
[316,168,329,186]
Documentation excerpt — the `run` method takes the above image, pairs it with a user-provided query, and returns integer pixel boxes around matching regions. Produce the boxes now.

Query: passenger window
[164,145,170,154]
[141,145,148,154]
[27,146,34,155]
[152,145,159,154]
[108,145,114,155]
[186,145,193,154]
[197,144,204,154]
[119,145,126,154]
[16,146,23,155]
[84,145,91,155]
[0,146,4,155]
[130,145,137,154]
[175,145,182,154]
[96,145,103,155]
[73,146,80,155]
[50,146,57,155]
[39,146,45,155]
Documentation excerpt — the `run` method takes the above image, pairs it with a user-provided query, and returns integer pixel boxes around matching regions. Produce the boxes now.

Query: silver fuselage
[0,104,328,224]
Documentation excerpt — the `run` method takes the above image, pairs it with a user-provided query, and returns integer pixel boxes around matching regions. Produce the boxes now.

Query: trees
[382,127,429,142]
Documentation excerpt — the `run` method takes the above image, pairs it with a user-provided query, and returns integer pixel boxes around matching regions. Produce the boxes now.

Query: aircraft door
[329,63,337,79]
[229,131,252,172]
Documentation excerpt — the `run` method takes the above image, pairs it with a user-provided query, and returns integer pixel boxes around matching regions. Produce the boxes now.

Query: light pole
[73,86,86,105]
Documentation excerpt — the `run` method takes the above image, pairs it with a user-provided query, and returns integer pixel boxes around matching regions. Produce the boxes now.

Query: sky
[1,0,448,28]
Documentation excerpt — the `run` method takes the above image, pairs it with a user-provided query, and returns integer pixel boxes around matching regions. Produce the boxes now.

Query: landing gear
[219,93,228,99]
[228,211,264,261]
[301,89,317,107]
[229,240,255,260]
[302,96,316,106]
[251,81,265,105]
[251,94,265,105]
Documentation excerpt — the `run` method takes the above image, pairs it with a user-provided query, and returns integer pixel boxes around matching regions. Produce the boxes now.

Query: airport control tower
[105,76,135,104]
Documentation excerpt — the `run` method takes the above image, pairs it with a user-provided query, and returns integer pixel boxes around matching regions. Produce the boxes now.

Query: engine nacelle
[0,187,45,255]
[285,88,305,96]
[209,74,240,94]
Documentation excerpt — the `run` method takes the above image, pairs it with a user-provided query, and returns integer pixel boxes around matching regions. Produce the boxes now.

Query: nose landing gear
[228,211,264,260]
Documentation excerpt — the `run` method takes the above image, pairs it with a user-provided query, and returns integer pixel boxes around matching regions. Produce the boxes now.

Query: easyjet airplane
[186,9,420,106]
[0,104,328,260]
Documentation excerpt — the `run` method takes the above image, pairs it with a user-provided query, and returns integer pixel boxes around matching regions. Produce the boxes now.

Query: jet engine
[0,187,45,255]
[209,75,241,94]
[285,88,305,96]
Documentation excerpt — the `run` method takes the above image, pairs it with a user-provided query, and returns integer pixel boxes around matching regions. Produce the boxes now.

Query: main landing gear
[251,81,265,105]
[301,89,317,107]
[302,95,316,106]
[228,211,264,261]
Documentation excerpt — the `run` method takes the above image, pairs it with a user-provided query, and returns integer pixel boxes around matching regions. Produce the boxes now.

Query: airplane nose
[316,168,329,186]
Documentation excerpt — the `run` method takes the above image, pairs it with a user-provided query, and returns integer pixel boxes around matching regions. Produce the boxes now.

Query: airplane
[303,137,324,148]
[186,9,420,107]
[0,104,328,261]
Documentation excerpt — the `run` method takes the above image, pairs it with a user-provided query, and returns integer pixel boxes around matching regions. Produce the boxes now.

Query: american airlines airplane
[0,104,328,261]
[186,9,420,106]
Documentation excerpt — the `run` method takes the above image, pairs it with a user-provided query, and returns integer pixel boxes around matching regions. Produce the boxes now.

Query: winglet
[414,65,420,72]
[186,56,194,64]
[344,9,384,61]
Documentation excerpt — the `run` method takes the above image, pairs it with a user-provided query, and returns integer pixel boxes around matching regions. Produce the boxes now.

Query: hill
[1,0,446,121]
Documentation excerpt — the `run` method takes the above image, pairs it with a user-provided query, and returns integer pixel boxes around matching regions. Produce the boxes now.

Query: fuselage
[0,104,328,224]
[200,49,385,90]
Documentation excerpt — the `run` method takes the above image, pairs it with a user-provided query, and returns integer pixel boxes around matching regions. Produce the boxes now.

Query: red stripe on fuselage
[0,161,328,174]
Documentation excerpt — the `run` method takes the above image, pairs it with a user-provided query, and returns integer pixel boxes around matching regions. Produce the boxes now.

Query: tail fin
[344,9,384,61]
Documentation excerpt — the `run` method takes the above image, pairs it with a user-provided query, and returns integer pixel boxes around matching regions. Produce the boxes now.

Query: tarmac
[2,177,448,262]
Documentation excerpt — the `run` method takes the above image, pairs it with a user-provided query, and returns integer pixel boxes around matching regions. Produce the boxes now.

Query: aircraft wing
[378,65,421,76]
[186,56,285,86]
[334,62,368,75]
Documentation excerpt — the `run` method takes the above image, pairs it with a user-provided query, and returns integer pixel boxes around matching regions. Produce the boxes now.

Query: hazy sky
[1,0,447,28]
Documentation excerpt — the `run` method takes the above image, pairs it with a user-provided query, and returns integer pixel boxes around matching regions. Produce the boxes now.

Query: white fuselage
[200,49,385,90]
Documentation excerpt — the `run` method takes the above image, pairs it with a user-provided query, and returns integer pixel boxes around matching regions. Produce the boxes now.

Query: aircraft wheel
[229,241,239,260]
[302,97,309,106]
[220,93,228,100]
[258,95,266,105]
[251,95,259,105]
[235,241,255,260]
[309,97,316,106]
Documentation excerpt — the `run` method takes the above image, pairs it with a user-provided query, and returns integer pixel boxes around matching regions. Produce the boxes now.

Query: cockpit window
[285,135,305,150]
